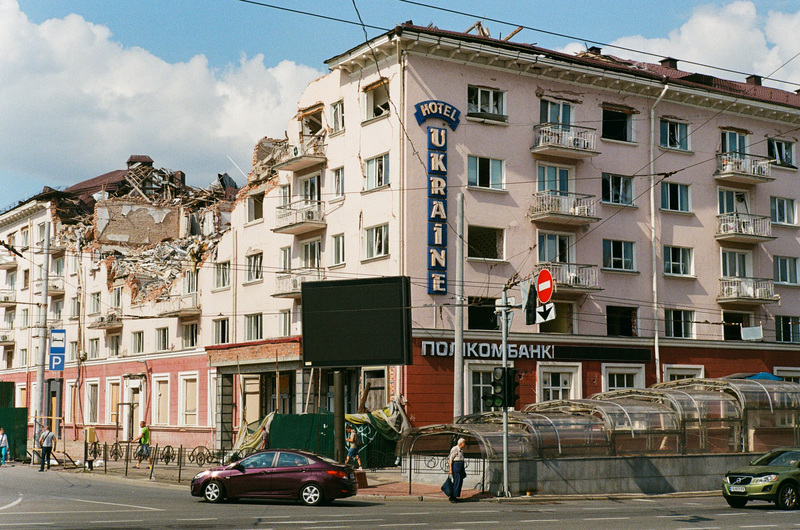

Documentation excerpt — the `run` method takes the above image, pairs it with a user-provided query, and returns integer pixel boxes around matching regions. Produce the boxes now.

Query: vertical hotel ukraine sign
[414,100,461,294]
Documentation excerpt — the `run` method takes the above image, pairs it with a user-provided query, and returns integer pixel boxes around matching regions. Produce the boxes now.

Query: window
[279,185,290,207]
[132,331,144,354]
[182,322,198,348]
[538,364,581,401]
[363,80,390,120]
[51,299,62,321]
[470,368,498,413]
[718,189,749,215]
[5,270,15,290]
[214,262,230,289]
[775,256,798,285]
[363,154,389,190]
[331,234,345,266]
[603,240,635,271]
[331,100,344,133]
[364,223,389,259]
[208,371,217,427]
[246,314,263,341]
[89,292,101,314]
[601,106,634,142]
[18,348,27,368]
[607,306,637,336]
[301,239,320,269]
[155,327,169,351]
[468,297,498,331]
[660,119,689,150]
[776,316,800,343]
[153,377,169,425]
[110,286,122,308]
[537,164,570,194]
[86,380,99,424]
[661,182,690,212]
[538,233,572,263]
[183,269,197,294]
[214,319,229,344]
[279,310,292,337]
[467,155,503,189]
[88,338,100,359]
[3,310,13,330]
[467,86,506,120]
[300,174,319,204]
[664,246,693,275]
[68,341,78,362]
[19,227,28,248]
[665,309,694,338]
[664,365,704,381]
[279,247,291,272]
[107,380,120,424]
[247,192,264,222]
[721,130,747,155]
[179,374,198,426]
[36,223,45,247]
[468,226,503,260]
[771,197,796,225]
[246,253,263,282]
[70,253,80,275]
[723,312,750,341]
[540,99,571,126]
[20,308,28,329]
[52,256,63,277]
[602,173,633,205]
[722,250,749,278]
[768,138,795,167]
[65,381,76,423]
[15,383,26,408]
[332,167,344,199]
[108,334,121,357]
[602,364,645,392]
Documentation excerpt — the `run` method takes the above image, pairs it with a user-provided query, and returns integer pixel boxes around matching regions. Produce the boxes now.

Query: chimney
[660,57,678,69]
[587,46,602,55]
[745,75,762,86]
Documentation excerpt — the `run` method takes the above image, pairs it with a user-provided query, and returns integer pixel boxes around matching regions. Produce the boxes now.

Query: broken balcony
[88,310,124,330]
[715,153,774,185]
[0,251,16,270]
[715,213,775,244]
[0,290,16,307]
[531,124,600,159]
[533,262,601,294]
[273,200,326,235]
[159,293,201,320]
[273,268,325,298]
[717,278,779,305]
[273,137,327,172]
[33,276,65,296]
[528,191,600,226]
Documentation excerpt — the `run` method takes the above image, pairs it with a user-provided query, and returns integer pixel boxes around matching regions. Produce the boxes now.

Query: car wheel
[203,480,225,503]
[725,497,747,509]
[300,483,324,506]
[777,482,799,510]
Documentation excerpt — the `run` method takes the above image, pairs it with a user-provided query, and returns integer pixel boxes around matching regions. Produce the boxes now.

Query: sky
[3,0,800,208]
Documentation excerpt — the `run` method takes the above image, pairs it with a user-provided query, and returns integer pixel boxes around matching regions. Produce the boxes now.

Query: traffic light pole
[500,286,510,497]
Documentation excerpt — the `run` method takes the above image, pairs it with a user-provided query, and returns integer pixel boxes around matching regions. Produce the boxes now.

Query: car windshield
[753,450,800,467]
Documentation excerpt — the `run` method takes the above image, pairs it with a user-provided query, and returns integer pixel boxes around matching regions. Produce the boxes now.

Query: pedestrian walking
[447,438,467,502]
[38,425,55,472]
[0,427,8,465]
[258,425,270,450]
[344,425,362,469]
[132,420,150,469]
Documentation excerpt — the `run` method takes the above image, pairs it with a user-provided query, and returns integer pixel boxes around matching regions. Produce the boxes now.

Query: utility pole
[499,285,510,497]
[34,222,51,435]
[453,193,464,418]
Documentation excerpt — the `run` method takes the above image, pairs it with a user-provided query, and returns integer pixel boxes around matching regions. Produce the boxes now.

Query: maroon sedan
[190,449,358,505]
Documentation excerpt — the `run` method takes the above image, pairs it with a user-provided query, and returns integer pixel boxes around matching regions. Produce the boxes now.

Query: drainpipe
[394,35,406,402]
[650,83,669,384]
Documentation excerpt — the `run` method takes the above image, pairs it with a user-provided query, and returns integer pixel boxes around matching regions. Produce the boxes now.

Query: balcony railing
[0,290,16,306]
[274,268,325,298]
[274,200,326,235]
[715,153,774,184]
[531,124,599,158]
[716,213,775,243]
[718,278,779,304]
[87,310,124,330]
[0,251,16,270]
[159,293,200,319]
[273,135,327,171]
[533,262,601,292]
[528,191,599,225]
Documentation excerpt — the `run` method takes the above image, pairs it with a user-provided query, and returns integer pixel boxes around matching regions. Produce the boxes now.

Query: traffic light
[483,367,506,409]
[505,367,520,409]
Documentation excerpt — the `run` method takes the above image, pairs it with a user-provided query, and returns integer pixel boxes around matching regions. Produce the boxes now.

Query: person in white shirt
[0,427,8,465]
[38,425,55,472]
[448,438,467,502]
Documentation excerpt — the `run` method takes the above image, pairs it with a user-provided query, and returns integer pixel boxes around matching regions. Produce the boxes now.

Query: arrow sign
[536,269,554,304]
[535,302,556,324]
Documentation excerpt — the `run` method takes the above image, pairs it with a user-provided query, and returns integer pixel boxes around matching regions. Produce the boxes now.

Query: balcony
[715,153,774,185]
[0,252,16,270]
[528,191,600,226]
[87,310,124,330]
[717,278,779,305]
[530,124,600,159]
[0,290,16,307]
[33,276,65,296]
[533,262,601,296]
[159,293,201,320]
[273,200,326,235]
[0,329,13,345]
[715,213,775,243]
[273,136,327,172]
[273,268,324,298]
[33,237,66,255]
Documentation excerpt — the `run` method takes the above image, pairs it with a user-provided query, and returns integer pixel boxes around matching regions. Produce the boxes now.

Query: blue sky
[4,0,800,207]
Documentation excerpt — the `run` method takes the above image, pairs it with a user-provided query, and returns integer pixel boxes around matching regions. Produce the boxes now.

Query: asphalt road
[1,464,799,529]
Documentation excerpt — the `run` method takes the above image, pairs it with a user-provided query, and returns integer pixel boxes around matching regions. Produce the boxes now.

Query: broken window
[660,119,689,150]
[540,302,574,334]
[768,138,795,167]
[607,306,637,337]
[300,106,323,138]
[363,154,389,190]
[468,225,504,260]
[363,79,390,120]
[247,192,264,222]
[214,262,230,289]
[467,155,503,189]
[467,297,499,331]
[467,86,506,121]
[183,270,197,294]
[332,167,344,198]
[331,100,345,133]
[601,105,635,142]
[723,311,749,341]
[602,173,633,205]
[364,223,388,259]
[246,253,263,282]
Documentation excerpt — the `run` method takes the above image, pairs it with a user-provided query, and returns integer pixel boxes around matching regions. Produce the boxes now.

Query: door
[227,451,276,497]
[269,452,312,496]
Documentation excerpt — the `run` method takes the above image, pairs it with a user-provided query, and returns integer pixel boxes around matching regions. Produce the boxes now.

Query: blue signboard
[49,353,64,371]
[49,329,66,371]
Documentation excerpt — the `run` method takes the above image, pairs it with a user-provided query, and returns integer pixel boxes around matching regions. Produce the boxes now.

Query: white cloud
[0,0,322,195]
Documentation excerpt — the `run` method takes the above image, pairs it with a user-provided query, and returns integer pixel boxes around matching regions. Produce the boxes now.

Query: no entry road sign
[536,269,553,304]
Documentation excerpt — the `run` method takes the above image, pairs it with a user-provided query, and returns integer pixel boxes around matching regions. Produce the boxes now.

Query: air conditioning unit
[0,295,10,302]
[0,334,8,341]
[291,278,301,290]
[304,210,316,220]
[292,146,301,157]
[97,316,105,323]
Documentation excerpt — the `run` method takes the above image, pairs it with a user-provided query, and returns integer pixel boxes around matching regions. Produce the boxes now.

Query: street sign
[534,302,556,324]
[536,269,554,304]
[49,353,64,371]
[50,329,66,354]
[519,278,532,309]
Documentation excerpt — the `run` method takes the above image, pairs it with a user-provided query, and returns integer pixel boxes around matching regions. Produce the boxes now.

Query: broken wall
[95,199,181,247]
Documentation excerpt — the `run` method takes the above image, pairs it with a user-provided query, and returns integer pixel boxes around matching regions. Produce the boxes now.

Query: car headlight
[751,474,778,484]
[193,470,209,481]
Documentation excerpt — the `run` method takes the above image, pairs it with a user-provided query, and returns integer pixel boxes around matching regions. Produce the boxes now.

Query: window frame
[664,245,694,276]
[89,292,101,315]
[132,331,145,354]
[602,173,634,205]
[363,153,389,191]
[467,85,507,122]
[279,246,291,272]
[606,305,638,337]
[659,119,690,151]
[774,256,799,285]
[661,182,691,212]
[363,80,390,121]
[776,316,800,343]
[85,379,100,425]
[246,252,263,282]
[245,313,263,341]
[467,155,504,190]
[602,239,635,271]
[106,377,121,425]
[331,100,345,133]
[182,322,198,349]
[537,362,582,402]
[601,363,645,392]
[768,138,795,168]
[178,372,199,427]
[279,310,292,337]
[771,196,796,225]
[663,364,705,381]
[214,261,231,289]
[363,223,389,260]
[247,192,265,222]
[213,318,230,345]
[467,225,505,261]
[331,233,345,267]
[332,167,345,199]
[152,375,170,426]
[155,327,169,352]
[601,106,635,143]
[665,309,695,339]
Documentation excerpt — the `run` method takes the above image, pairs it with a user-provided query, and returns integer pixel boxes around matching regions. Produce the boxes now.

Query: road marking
[676,527,719,530]
[520,520,559,523]
[458,510,499,513]
[740,525,778,528]
[584,517,630,521]
[303,527,346,530]
[389,512,430,516]
[1,509,151,515]
[448,522,499,525]
[582,506,617,511]
[632,498,656,502]
[66,498,163,512]
[283,520,384,525]
[89,521,143,525]
[713,513,738,516]
[176,518,219,522]
[0,524,54,527]
[379,525,427,528]
[0,495,22,512]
